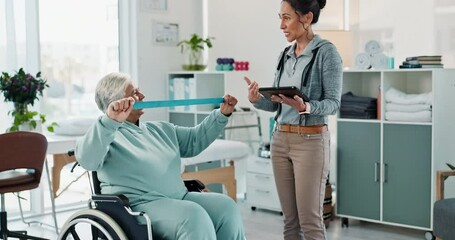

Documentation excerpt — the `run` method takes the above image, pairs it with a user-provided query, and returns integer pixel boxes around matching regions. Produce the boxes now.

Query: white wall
[134,0,203,122]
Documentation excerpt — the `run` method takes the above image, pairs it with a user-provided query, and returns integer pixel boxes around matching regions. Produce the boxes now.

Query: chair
[0,131,49,240]
[58,150,205,240]
[433,170,455,240]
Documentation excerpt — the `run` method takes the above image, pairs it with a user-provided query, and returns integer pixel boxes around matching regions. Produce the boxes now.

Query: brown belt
[277,124,328,134]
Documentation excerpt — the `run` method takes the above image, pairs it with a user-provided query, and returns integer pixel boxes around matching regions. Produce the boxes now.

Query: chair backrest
[0,131,48,194]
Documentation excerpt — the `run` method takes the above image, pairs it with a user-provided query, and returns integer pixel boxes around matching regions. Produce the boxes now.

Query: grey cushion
[434,198,455,239]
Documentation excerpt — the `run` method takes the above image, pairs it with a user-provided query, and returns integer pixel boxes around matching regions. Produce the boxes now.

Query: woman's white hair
[95,72,131,112]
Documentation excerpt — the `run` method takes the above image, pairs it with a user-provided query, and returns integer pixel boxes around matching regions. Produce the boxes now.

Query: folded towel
[355,53,371,70]
[385,103,432,112]
[365,40,383,55]
[341,106,377,114]
[385,87,432,105]
[340,113,377,119]
[371,53,389,69]
[342,92,377,104]
[385,110,432,122]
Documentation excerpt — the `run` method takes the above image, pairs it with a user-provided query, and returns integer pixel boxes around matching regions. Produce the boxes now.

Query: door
[383,124,431,228]
[337,121,381,220]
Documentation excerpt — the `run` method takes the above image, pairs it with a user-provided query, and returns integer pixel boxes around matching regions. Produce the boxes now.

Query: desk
[45,134,80,198]
[46,134,79,155]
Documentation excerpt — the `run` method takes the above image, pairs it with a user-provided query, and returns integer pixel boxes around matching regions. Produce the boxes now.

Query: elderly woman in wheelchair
[59,72,245,240]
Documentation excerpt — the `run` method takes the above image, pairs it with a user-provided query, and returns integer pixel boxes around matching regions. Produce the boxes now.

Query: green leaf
[30,120,37,129]
[176,34,214,54]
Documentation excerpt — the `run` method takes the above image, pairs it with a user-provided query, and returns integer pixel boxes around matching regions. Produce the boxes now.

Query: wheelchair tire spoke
[69,226,81,240]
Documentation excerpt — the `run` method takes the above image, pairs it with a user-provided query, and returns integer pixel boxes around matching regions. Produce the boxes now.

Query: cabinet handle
[383,163,388,183]
[255,160,270,165]
[255,175,271,180]
[374,162,380,182]
[255,189,270,194]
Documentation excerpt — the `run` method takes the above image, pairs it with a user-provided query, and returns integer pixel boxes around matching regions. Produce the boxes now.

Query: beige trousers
[271,130,331,240]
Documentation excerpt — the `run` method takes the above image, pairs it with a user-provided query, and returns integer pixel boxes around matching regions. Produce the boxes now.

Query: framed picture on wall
[152,21,179,45]
[141,0,168,13]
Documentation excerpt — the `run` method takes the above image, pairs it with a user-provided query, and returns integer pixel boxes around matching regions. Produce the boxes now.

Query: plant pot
[182,64,207,71]
[182,50,207,71]
[10,102,43,132]
[19,119,42,132]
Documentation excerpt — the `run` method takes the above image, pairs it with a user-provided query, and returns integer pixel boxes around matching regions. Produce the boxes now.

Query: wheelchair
[58,151,206,240]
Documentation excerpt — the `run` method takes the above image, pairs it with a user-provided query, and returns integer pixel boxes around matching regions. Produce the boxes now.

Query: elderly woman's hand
[106,97,136,123]
[220,94,238,116]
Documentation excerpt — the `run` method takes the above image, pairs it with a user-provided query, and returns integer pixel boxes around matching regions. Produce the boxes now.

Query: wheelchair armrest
[184,179,205,192]
[92,194,130,206]
[68,150,75,156]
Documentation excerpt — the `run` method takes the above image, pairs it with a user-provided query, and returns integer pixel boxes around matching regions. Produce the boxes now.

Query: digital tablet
[259,86,309,102]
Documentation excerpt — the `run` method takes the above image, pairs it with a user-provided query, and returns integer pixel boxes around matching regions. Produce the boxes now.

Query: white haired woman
[76,72,245,239]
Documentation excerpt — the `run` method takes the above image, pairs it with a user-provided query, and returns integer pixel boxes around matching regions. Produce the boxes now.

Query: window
[0,0,32,132]
[39,0,120,120]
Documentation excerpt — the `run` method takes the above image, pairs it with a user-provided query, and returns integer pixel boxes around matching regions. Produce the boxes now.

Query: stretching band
[133,97,225,109]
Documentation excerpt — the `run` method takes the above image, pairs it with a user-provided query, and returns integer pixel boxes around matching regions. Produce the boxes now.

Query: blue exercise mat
[133,97,224,109]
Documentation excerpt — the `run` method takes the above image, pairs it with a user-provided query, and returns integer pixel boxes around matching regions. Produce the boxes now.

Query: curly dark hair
[282,0,326,24]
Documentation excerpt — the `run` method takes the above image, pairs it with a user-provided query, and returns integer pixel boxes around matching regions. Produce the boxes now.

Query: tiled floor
[4,167,429,239]
[5,198,429,240]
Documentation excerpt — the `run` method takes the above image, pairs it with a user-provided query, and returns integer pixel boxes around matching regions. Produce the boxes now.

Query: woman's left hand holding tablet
[273,94,306,112]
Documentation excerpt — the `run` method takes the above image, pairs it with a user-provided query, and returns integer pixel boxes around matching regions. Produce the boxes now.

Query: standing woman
[244,0,342,239]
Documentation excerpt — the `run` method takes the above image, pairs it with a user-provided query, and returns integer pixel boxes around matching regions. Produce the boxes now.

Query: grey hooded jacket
[253,35,343,126]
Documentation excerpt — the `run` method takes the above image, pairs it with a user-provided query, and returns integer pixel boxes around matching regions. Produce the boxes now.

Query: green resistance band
[133,97,225,109]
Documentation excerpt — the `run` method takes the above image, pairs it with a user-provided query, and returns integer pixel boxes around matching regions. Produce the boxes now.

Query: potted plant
[0,68,57,132]
[177,33,214,71]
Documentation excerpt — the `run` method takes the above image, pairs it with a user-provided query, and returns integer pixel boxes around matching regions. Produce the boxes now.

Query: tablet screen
[259,86,309,102]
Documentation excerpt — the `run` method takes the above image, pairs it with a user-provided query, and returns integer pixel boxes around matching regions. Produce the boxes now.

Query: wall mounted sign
[152,21,179,45]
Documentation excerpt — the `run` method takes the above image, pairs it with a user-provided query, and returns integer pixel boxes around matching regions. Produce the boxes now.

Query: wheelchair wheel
[58,209,128,240]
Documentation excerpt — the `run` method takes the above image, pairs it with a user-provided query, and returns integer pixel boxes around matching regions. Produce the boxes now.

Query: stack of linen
[384,88,432,122]
[340,92,377,119]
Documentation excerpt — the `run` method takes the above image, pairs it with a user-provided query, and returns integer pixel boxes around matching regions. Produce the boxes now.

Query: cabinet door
[383,124,431,228]
[337,122,381,220]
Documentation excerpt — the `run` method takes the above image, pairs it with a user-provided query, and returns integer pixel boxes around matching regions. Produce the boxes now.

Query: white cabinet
[247,156,281,213]
[336,69,455,231]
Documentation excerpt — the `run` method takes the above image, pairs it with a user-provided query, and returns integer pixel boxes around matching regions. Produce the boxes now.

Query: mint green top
[75,109,228,207]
